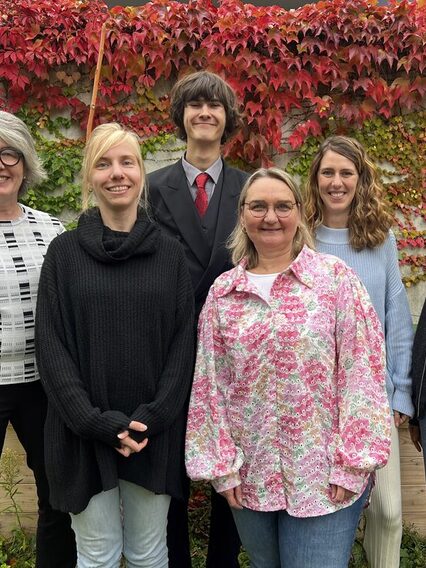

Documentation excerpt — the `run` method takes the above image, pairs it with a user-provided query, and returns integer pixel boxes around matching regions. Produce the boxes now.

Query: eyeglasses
[0,147,23,167]
[244,200,298,218]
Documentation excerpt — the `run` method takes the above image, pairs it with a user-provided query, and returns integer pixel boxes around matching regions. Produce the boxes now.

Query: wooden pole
[86,21,108,141]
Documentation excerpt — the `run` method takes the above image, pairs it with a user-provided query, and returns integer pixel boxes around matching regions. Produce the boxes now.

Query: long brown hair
[305,136,393,250]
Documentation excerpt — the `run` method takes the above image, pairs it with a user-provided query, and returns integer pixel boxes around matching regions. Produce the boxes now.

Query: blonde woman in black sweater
[35,123,194,568]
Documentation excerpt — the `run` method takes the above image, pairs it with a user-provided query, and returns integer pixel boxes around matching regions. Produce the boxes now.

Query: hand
[118,420,148,440]
[219,485,243,509]
[409,423,422,453]
[329,484,356,503]
[394,410,409,428]
[116,421,148,458]
[115,436,148,457]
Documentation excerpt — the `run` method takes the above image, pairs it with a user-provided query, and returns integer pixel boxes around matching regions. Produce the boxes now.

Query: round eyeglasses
[244,200,298,219]
[0,147,23,167]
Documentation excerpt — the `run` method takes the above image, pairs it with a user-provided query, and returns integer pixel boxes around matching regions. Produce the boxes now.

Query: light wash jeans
[70,479,171,568]
[232,483,370,568]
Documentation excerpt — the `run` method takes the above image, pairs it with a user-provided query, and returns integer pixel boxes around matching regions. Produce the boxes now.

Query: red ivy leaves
[0,0,425,162]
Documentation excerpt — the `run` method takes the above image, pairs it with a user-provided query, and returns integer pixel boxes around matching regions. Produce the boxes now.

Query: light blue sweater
[316,225,414,417]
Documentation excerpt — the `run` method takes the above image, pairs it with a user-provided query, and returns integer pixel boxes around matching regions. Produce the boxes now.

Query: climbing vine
[0,0,424,283]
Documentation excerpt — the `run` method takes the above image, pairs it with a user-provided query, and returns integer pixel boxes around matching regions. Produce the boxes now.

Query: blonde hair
[228,167,315,269]
[81,123,147,211]
[305,136,393,250]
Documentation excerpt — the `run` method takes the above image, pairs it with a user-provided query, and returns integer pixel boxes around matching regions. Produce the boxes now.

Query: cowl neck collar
[77,208,159,263]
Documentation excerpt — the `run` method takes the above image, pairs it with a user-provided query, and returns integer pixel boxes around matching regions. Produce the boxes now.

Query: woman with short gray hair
[0,110,76,567]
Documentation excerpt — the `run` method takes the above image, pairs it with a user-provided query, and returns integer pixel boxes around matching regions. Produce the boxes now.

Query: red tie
[195,173,209,217]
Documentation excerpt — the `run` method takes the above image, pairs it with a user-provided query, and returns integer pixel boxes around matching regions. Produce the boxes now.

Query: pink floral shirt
[185,246,391,517]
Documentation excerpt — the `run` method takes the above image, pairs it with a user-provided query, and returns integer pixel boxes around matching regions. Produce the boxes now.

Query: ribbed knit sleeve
[382,233,414,417]
[129,245,195,436]
[35,237,131,447]
[316,227,413,417]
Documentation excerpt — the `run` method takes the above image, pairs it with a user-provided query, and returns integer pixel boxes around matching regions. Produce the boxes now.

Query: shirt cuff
[329,468,369,494]
[392,390,415,418]
[211,472,241,494]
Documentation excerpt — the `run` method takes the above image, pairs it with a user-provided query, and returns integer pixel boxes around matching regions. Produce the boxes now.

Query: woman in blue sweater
[305,136,413,568]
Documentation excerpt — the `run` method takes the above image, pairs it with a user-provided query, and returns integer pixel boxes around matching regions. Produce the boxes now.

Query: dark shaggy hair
[169,71,242,144]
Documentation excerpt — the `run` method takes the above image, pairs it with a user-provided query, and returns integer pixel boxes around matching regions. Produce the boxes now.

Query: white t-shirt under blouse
[246,271,279,302]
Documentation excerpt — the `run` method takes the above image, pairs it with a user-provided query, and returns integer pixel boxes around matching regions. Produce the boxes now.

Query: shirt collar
[181,155,223,186]
[216,246,316,298]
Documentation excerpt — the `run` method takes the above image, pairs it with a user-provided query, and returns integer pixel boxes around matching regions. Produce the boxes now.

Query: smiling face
[317,150,359,228]
[0,140,24,207]
[183,98,226,148]
[241,176,300,258]
[90,141,142,219]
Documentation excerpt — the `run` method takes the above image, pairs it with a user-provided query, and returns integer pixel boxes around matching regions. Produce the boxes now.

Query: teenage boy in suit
[148,70,248,568]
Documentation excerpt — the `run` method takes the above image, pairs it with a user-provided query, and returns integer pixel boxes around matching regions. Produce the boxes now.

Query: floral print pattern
[185,246,391,517]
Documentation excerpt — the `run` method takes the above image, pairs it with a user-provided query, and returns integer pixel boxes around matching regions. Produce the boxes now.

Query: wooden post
[86,21,108,141]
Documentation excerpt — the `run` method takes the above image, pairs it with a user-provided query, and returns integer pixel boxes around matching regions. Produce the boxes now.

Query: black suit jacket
[148,159,248,316]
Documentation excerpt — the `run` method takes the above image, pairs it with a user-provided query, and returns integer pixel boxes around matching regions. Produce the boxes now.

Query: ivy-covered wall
[0,0,424,296]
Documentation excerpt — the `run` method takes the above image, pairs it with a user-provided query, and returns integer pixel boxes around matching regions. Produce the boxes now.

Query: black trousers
[0,381,76,568]
[167,481,241,568]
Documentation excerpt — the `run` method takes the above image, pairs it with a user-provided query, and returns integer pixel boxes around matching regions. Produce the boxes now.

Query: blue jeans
[70,480,171,568]
[232,484,369,568]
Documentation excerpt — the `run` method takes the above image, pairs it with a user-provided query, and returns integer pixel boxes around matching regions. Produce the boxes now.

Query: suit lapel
[158,162,211,267]
[195,163,241,293]
[212,164,241,255]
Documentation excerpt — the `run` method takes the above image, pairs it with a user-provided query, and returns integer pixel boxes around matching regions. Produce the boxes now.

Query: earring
[242,225,247,234]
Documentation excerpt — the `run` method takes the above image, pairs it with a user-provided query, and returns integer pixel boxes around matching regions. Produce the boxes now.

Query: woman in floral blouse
[185,168,391,568]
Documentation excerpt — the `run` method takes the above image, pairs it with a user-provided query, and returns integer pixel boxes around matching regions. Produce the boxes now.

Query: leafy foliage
[0,450,35,567]
[0,0,424,281]
[0,450,26,533]
[400,523,426,567]
[1,0,425,158]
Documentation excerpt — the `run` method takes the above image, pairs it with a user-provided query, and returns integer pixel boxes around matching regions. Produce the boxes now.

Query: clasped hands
[116,420,148,457]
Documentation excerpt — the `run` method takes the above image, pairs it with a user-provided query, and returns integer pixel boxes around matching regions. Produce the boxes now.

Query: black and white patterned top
[0,204,64,385]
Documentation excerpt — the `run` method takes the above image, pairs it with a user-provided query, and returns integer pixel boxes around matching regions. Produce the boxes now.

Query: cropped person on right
[306,135,414,568]
[409,298,426,476]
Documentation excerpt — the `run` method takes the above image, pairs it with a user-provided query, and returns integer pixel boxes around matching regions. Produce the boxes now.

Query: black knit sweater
[35,209,194,514]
